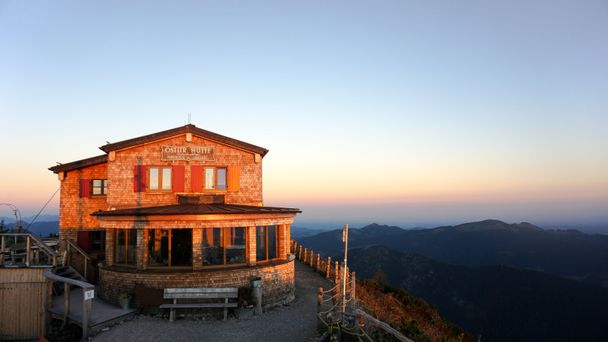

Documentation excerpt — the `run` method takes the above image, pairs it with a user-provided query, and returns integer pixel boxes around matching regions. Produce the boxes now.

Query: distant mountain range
[298,219,608,341]
[291,226,330,238]
[300,220,608,287]
[1,220,59,237]
[348,245,608,342]
[0,214,59,223]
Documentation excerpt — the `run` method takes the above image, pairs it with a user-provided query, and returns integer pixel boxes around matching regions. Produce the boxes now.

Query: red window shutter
[79,179,90,198]
[191,165,203,192]
[227,165,240,192]
[133,165,146,192]
[172,165,185,192]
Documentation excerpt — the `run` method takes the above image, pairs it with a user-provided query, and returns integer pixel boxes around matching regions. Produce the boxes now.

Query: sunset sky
[1,1,607,228]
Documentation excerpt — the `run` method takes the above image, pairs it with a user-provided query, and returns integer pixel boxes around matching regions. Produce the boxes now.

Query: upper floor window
[79,178,107,197]
[149,167,172,191]
[204,167,227,190]
[91,179,108,195]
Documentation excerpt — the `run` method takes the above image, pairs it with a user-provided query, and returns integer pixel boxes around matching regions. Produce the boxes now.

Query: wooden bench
[160,288,239,321]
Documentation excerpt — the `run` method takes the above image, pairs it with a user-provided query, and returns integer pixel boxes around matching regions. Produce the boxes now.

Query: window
[149,167,172,191]
[115,229,137,265]
[147,229,192,267]
[205,168,214,190]
[256,225,278,262]
[91,179,108,195]
[217,168,227,190]
[204,167,227,191]
[202,227,246,266]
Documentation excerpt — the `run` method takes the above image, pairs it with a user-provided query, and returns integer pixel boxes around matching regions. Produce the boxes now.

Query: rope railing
[292,239,413,342]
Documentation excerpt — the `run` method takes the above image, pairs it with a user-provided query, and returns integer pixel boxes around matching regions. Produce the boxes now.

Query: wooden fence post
[326,257,331,278]
[317,287,324,313]
[0,235,5,266]
[334,266,341,306]
[82,292,92,341]
[63,283,70,325]
[334,261,339,284]
[26,235,31,267]
[316,253,321,271]
[351,271,356,301]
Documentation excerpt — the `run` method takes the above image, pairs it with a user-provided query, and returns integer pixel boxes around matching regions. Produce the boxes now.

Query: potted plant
[118,292,132,310]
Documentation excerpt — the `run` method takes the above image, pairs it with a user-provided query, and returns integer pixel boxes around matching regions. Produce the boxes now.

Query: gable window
[91,179,108,195]
[204,167,227,190]
[149,167,172,191]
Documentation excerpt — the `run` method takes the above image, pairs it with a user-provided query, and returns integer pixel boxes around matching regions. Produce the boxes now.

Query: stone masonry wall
[106,133,263,208]
[98,260,295,309]
[59,163,108,240]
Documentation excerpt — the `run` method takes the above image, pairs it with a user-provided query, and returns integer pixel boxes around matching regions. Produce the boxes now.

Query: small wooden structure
[0,268,51,340]
[160,287,239,321]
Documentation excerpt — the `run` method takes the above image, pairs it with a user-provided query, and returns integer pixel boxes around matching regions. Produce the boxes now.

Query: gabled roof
[99,124,269,157]
[92,203,301,216]
[49,154,108,173]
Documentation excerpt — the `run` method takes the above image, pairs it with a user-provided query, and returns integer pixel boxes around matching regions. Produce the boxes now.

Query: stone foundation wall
[99,260,294,310]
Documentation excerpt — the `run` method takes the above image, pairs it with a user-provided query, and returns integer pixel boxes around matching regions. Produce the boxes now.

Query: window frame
[114,229,137,267]
[91,179,108,196]
[203,166,228,192]
[147,166,173,192]
[146,228,193,269]
[201,227,247,268]
[256,225,279,263]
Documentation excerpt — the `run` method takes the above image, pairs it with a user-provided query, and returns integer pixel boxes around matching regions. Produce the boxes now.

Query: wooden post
[334,267,340,306]
[351,272,356,301]
[26,235,31,267]
[317,287,324,313]
[63,283,70,325]
[316,253,321,271]
[308,250,313,266]
[317,287,324,332]
[334,261,339,284]
[82,291,92,341]
[0,235,5,266]
[304,248,307,263]
[326,257,331,278]
[67,241,71,266]
[44,280,53,336]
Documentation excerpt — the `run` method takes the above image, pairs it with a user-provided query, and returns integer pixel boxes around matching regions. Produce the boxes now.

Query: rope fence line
[291,240,413,342]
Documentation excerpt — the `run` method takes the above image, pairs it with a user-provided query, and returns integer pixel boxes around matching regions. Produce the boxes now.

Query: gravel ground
[92,261,331,342]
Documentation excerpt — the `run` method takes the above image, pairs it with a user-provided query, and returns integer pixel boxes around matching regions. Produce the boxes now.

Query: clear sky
[1,0,607,228]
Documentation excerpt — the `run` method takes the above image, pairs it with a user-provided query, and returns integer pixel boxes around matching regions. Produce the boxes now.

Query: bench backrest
[164,288,239,299]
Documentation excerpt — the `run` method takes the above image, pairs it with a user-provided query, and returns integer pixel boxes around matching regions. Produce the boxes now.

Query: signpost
[342,224,349,313]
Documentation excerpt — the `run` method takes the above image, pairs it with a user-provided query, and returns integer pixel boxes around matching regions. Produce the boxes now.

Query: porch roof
[91,203,301,217]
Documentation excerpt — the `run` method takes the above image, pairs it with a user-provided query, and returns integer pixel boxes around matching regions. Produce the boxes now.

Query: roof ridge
[99,124,269,156]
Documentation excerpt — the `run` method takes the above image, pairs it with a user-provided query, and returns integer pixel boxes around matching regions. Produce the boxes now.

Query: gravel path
[92,261,331,342]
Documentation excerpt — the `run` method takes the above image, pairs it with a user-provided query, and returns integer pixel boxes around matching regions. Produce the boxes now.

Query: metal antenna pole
[342,223,349,313]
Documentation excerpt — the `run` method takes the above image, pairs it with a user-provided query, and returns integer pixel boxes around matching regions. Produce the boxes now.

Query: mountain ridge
[300,219,608,285]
